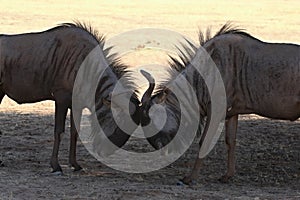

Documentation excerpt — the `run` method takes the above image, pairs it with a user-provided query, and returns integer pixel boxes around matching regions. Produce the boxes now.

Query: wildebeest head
[90,62,140,156]
[68,23,141,156]
[140,70,181,151]
[140,43,203,153]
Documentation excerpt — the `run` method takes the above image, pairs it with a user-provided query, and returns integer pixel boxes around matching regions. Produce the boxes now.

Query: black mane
[155,22,253,94]
[59,22,139,97]
[199,22,254,46]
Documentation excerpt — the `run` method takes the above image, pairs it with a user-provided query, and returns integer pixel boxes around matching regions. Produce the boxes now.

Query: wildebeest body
[0,23,139,174]
[206,35,300,121]
[140,24,299,184]
[0,26,97,103]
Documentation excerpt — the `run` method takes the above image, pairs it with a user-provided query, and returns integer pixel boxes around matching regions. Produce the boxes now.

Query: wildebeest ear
[157,88,170,103]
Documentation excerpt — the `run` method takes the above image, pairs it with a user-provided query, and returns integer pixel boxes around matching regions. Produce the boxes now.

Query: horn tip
[140,69,154,83]
[140,69,149,76]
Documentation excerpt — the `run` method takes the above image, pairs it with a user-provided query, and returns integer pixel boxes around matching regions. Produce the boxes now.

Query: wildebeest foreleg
[219,114,238,183]
[181,110,212,185]
[181,156,204,185]
[50,93,70,174]
[0,91,4,166]
[69,109,82,171]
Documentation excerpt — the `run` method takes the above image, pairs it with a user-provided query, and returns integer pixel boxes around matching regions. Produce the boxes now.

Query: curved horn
[140,70,155,104]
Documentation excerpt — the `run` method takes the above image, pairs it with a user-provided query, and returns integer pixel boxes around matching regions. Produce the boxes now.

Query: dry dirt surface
[0,0,300,199]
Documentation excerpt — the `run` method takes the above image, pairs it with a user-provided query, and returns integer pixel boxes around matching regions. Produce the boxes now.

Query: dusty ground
[0,0,299,199]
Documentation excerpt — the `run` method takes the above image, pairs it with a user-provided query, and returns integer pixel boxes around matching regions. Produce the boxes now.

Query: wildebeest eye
[102,98,111,106]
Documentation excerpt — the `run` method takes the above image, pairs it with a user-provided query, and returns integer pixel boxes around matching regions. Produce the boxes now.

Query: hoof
[69,162,83,172]
[176,180,185,186]
[218,175,231,183]
[69,164,83,172]
[179,177,197,185]
[51,171,63,176]
[73,166,83,172]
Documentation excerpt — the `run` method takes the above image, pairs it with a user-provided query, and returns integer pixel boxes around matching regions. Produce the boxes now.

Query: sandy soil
[0,0,299,199]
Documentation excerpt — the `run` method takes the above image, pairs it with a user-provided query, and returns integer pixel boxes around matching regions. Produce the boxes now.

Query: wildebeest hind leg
[0,90,4,104]
[69,109,82,171]
[219,114,238,183]
[50,93,70,174]
[0,91,3,166]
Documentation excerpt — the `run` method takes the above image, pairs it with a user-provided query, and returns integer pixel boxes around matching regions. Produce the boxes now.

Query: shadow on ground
[0,112,299,199]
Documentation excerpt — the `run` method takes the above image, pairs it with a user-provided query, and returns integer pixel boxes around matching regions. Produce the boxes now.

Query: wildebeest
[140,23,300,184]
[0,22,140,174]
